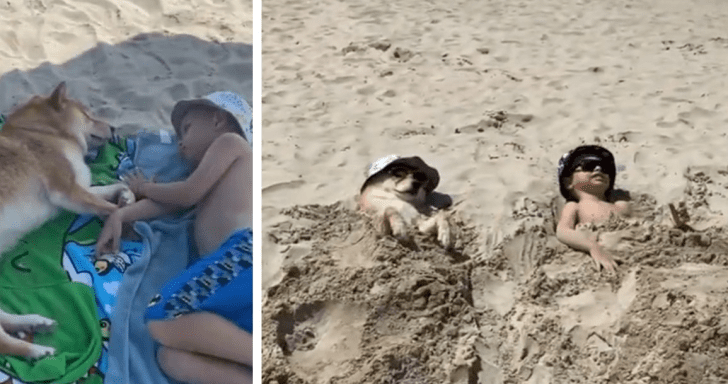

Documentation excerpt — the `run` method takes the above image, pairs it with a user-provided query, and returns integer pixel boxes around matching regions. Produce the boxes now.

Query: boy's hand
[97,211,123,257]
[589,244,618,273]
[122,170,152,198]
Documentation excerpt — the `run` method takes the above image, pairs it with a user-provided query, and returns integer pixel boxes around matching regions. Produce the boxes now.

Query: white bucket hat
[171,91,253,144]
[361,154,440,193]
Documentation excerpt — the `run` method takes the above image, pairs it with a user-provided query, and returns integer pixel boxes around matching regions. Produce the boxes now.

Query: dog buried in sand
[359,154,453,249]
[0,82,133,359]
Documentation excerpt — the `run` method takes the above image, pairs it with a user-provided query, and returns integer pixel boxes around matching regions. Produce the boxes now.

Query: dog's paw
[390,216,412,244]
[437,214,453,250]
[5,314,57,334]
[117,187,136,208]
[27,344,55,360]
[438,225,453,249]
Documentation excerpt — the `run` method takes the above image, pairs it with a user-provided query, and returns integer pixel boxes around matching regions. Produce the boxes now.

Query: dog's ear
[49,82,67,110]
[426,192,453,209]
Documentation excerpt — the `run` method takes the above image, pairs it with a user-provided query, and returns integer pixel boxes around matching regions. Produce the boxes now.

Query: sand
[0,0,252,135]
[262,0,728,383]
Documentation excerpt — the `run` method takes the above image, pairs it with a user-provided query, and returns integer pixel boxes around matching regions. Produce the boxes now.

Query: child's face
[568,161,610,198]
[178,108,222,163]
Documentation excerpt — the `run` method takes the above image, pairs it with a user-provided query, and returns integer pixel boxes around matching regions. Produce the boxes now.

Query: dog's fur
[0,82,134,359]
[359,164,452,249]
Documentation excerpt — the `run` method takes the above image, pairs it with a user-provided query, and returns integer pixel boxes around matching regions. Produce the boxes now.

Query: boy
[96,93,253,384]
[555,145,630,273]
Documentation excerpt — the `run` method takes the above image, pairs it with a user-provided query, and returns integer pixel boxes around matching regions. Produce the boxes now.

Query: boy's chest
[576,201,618,225]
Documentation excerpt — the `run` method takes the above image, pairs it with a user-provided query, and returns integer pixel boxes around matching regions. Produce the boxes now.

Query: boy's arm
[116,198,178,223]
[555,202,598,252]
[140,133,250,207]
[97,198,178,256]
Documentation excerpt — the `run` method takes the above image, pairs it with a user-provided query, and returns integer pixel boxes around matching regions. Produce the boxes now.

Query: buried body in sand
[358,154,454,250]
[358,147,635,273]
[359,147,632,272]
[555,145,631,273]
[264,146,728,383]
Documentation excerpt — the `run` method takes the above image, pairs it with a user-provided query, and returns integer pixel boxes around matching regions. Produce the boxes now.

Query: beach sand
[262,0,728,383]
[0,0,252,135]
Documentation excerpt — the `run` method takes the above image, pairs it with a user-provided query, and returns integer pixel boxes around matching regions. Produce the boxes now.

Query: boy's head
[171,92,252,142]
[171,92,252,162]
[557,145,616,202]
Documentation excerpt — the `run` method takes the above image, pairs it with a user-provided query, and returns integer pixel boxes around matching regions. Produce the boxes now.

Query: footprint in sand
[391,47,415,62]
[274,302,366,383]
[454,112,533,134]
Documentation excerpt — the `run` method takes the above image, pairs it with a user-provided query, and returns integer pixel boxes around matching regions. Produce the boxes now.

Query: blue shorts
[144,228,253,333]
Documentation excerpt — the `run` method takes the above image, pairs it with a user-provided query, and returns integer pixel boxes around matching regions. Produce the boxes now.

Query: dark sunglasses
[388,166,428,182]
[573,158,607,173]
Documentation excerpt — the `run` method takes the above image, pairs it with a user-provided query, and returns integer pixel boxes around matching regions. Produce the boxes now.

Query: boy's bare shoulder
[558,201,579,224]
[210,132,251,154]
[562,201,579,212]
[614,199,630,216]
[608,189,631,203]
[607,189,631,214]
[556,200,580,235]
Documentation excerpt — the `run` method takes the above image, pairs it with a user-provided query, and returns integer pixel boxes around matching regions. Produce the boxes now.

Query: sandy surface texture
[0,0,252,135]
[262,0,728,383]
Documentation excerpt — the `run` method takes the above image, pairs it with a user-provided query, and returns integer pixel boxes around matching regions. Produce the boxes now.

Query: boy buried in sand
[95,94,253,384]
[556,145,631,273]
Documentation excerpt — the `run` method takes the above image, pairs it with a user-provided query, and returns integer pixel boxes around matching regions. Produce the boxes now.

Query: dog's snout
[110,126,117,135]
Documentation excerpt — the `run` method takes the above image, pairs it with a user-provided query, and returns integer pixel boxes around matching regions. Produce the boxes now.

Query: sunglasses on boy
[572,158,608,173]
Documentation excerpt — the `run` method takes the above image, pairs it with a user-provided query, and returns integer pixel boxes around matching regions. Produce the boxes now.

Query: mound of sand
[263,186,728,383]
[263,202,481,384]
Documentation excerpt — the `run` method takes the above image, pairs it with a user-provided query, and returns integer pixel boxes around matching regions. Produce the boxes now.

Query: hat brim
[171,99,245,139]
[360,156,440,194]
[558,145,616,201]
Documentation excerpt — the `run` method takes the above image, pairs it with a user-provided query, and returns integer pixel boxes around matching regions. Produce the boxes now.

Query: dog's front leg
[0,327,55,359]
[382,207,411,244]
[0,313,56,335]
[0,310,55,360]
[89,184,136,207]
[418,211,452,249]
[49,184,119,216]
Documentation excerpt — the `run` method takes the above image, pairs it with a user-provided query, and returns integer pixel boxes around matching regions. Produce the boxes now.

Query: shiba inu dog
[359,155,452,249]
[0,82,134,359]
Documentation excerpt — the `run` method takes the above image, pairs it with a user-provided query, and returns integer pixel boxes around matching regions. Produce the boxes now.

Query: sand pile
[263,174,728,384]
[263,202,481,384]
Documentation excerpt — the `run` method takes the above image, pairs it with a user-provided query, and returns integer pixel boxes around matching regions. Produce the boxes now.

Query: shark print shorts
[144,228,253,333]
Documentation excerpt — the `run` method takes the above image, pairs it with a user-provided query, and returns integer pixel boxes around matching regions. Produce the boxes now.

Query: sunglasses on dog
[388,166,428,182]
[573,158,606,173]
